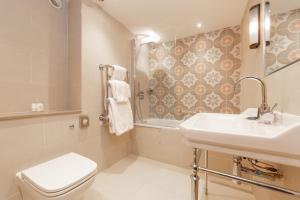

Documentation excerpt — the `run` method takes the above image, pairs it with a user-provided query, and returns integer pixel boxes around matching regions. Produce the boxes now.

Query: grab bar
[198,166,300,197]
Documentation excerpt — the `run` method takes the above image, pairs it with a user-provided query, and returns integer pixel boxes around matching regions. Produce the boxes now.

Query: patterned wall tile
[181,51,198,67]
[148,25,241,119]
[266,9,300,75]
[181,72,197,88]
[203,70,223,87]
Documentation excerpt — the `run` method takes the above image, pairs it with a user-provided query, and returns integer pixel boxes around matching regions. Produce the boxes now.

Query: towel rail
[98,64,130,124]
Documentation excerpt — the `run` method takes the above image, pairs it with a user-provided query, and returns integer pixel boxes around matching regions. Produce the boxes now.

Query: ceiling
[101,0,248,42]
[269,0,300,14]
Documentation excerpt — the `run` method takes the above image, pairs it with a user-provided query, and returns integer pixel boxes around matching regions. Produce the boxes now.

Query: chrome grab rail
[190,148,300,200]
[198,167,300,197]
[98,64,130,124]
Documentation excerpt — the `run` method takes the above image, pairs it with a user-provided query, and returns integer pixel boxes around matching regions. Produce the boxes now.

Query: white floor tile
[84,155,256,200]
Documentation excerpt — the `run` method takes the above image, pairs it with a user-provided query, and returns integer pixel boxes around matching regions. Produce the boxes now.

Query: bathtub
[133,117,192,168]
[134,118,182,129]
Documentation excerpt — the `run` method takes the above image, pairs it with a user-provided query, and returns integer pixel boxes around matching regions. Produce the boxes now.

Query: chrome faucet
[235,76,271,119]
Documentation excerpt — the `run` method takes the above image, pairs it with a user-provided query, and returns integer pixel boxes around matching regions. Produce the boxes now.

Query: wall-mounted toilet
[16,153,97,200]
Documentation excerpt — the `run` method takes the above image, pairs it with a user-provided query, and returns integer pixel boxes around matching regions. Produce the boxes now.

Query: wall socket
[31,103,44,112]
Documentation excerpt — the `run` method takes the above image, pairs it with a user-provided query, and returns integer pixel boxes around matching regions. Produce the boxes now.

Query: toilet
[16,153,97,200]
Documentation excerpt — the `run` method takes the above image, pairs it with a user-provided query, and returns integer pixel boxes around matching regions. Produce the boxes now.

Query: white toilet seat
[17,152,97,200]
[23,171,96,197]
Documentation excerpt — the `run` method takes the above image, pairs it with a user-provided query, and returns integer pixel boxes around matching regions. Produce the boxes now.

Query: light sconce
[249,4,261,49]
[265,1,271,46]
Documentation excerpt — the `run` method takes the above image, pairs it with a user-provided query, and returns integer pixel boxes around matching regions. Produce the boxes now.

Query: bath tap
[235,76,271,120]
[137,91,145,100]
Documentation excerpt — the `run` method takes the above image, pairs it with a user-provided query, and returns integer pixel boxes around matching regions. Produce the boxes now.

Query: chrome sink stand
[191,148,200,200]
[190,148,300,200]
[191,149,208,200]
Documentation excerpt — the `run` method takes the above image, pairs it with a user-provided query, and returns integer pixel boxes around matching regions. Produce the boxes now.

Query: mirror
[0,0,80,114]
[265,0,300,75]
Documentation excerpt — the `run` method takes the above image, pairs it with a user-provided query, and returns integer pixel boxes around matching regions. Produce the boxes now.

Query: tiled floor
[85,155,256,200]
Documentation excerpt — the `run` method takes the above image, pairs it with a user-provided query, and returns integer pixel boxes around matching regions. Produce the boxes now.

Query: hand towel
[108,98,133,135]
[109,80,131,103]
[110,65,127,81]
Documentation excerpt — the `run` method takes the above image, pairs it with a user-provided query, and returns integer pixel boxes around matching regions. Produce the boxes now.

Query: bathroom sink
[180,109,300,167]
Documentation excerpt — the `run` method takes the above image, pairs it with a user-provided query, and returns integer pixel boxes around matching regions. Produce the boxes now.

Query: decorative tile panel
[181,93,197,109]
[204,47,223,64]
[148,26,241,119]
[181,51,197,67]
[204,70,223,87]
[182,72,197,88]
[266,9,300,75]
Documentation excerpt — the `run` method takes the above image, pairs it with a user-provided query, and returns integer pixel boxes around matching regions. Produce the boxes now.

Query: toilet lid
[21,153,97,194]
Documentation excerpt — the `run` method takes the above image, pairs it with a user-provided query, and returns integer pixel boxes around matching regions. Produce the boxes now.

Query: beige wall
[0,1,133,199]
[240,0,265,111]
[241,0,300,199]
[133,126,236,172]
[68,0,82,110]
[0,0,69,113]
[80,0,133,168]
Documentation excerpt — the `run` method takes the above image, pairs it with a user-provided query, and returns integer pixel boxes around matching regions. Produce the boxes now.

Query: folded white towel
[109,80,131,103]
[110,65,127,81]
[108,98,133,135]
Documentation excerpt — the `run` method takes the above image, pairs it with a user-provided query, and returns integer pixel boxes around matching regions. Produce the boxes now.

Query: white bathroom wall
[0,0,134,199]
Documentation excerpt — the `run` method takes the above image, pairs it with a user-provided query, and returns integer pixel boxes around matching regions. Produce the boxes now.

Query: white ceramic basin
[180,109,300,167]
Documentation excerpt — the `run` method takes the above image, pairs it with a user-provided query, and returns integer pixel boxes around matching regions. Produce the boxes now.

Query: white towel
[108,98,133,135]
[109,80,131,103]
[110,65,127,81]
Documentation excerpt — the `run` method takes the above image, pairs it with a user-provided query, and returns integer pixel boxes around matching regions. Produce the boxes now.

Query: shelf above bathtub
[0,110,81,121]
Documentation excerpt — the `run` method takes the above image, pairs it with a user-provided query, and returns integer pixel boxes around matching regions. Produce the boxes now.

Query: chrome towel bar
[98,64,130,125]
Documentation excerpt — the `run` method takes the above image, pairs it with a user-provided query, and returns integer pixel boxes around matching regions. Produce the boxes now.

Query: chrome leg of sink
[191,148,200,200]
[204,150,208,195]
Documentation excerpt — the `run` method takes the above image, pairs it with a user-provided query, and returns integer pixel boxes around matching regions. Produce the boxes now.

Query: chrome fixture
[190,148,300,200]
[241,158,281,179]
[249,4,261,49]
[235,76,271,119]
[191,148,201,200]
[48,0,63,9]
[147,88,154,95]
[98,64,130,125]
[68,124,75,129]
[198,165,300,198]
[204,151,208,195]
[265,1,271,46]
[137,91,145,100]
[135,81,144,121]
[232,156,242,185]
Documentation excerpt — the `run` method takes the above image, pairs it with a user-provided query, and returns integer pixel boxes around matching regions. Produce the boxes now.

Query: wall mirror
[265,0,300,75]
[0,0,80,115]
